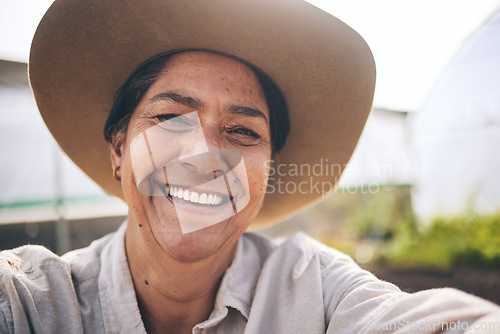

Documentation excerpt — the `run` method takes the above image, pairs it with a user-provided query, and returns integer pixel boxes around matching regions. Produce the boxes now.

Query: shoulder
[0,244,82,332]
[243,231,373,279]
[0,244,67,273]
[0,227,120,333]
[0,245,72,290]
[243,232,394,298]
[241,232,400,332]
[0,244,76,304]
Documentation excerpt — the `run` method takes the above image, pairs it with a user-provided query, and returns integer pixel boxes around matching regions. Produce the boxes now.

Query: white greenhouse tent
[0,60,127,224]
[411,8,500,220]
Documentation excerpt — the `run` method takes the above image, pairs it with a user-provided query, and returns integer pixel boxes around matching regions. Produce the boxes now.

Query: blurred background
[1,0,500,303]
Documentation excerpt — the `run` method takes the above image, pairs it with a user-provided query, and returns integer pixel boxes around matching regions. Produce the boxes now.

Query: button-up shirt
[1,222,499,333]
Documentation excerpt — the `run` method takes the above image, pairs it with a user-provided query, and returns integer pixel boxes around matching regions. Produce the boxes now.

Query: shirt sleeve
[359,288,500,333]
[315,240,500,333]
[464,312,500,334]
[0,305,9,334]
[324,267,500,333]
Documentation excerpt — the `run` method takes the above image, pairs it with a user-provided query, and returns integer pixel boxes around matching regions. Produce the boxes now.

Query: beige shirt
[0,222,499,333]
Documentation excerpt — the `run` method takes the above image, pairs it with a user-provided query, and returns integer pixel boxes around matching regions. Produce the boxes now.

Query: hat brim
[29,0,375,227]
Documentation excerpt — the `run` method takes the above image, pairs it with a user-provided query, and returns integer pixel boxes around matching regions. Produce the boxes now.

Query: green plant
[344,186,413,241]
[383,213,500,270]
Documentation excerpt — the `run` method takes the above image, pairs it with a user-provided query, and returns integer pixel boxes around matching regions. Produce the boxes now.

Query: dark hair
[104,51,290,154]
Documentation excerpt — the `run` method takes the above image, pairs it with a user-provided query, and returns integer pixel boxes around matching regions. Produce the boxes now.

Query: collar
[195,233,269,329]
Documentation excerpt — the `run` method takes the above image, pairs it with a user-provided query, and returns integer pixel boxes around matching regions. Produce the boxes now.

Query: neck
[125,216,237,334]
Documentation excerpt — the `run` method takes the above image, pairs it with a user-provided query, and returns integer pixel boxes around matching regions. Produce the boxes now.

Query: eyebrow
[150,92,269,125]
[149,93,201,110]
[228,105,269,125]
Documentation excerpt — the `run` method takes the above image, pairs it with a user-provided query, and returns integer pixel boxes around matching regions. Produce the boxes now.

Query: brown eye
[226,126,261,146]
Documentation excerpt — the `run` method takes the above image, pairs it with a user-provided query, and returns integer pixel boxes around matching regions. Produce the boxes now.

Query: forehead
[147,51,267,110]
[165,51,258,81]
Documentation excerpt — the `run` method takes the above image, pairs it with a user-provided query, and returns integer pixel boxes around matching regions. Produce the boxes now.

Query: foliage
[344,186,414,242]
[334,186,500,270]
[382,212,500,270]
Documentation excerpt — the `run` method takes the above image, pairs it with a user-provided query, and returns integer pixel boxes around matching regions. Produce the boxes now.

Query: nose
[178,124,230,177]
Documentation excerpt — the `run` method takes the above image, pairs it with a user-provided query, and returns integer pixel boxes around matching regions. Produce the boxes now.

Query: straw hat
[29,0,375,227]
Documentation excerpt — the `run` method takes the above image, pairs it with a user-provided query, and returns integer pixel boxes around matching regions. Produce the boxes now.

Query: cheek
[120,152,144,207]
[232,155,269,228]
[119,140,151,208]
[245,155,271,199]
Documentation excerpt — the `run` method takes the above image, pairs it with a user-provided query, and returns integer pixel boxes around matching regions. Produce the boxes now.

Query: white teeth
[166,186,223,206]
[199,193,207,204]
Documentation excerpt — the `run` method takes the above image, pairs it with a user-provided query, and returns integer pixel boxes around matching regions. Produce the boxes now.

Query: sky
[1,0,500,111]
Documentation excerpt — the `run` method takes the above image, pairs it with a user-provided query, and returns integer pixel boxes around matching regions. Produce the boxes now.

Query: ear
[109,132,126,179]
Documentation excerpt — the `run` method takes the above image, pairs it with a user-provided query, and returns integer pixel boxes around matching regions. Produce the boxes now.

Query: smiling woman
[1,0,500,333]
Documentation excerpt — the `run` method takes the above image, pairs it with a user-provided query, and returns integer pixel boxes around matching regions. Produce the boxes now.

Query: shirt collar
[195,233,264,329]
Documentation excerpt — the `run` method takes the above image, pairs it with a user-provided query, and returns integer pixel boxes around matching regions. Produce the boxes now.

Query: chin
[129,192,260,262]
[151,217,238,263]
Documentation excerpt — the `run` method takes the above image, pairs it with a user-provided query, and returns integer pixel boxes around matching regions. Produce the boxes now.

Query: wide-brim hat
[29,0,375,228]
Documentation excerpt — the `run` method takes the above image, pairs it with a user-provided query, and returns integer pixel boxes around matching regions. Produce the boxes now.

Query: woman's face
[111,51,272,261]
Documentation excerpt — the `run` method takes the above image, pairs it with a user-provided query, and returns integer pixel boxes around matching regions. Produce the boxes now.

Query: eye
[155,114,196,133]
[225,126,261,146]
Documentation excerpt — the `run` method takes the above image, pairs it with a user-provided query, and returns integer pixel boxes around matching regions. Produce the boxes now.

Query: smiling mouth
[162,185,231,207]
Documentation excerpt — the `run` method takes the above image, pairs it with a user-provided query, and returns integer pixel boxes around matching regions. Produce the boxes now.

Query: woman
[1,0,499,333]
